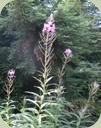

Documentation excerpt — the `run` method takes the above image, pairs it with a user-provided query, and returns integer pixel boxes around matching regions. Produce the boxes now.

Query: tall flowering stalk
[2,69,15,122]
[53,48,73,127]
[57,48,72,97]
[37,15,56,127]
[5,69,15,103]
[22,14,58,128]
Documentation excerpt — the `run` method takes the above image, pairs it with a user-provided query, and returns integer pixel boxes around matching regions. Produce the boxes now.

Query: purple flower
[7,69,15,79]
[42,23,48,33]
[42,17,56,36]
[64,48,72,58]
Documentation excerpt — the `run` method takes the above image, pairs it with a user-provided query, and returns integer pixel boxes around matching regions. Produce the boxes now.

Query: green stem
[38,34,51,127]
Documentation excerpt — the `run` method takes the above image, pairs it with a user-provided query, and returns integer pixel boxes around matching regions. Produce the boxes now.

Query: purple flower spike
[42,22,56,35]
[42,14,56,36]
[7,69,15,80]
[64,48,72,58]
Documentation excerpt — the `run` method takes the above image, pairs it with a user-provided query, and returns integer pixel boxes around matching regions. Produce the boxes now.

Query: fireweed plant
[0,15,100,128]
[0,69,16,124]
[12,14,64,128]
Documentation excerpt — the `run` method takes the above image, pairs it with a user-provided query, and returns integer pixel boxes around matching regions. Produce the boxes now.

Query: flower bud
[7,69,15,80]
[64,48,72,58]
